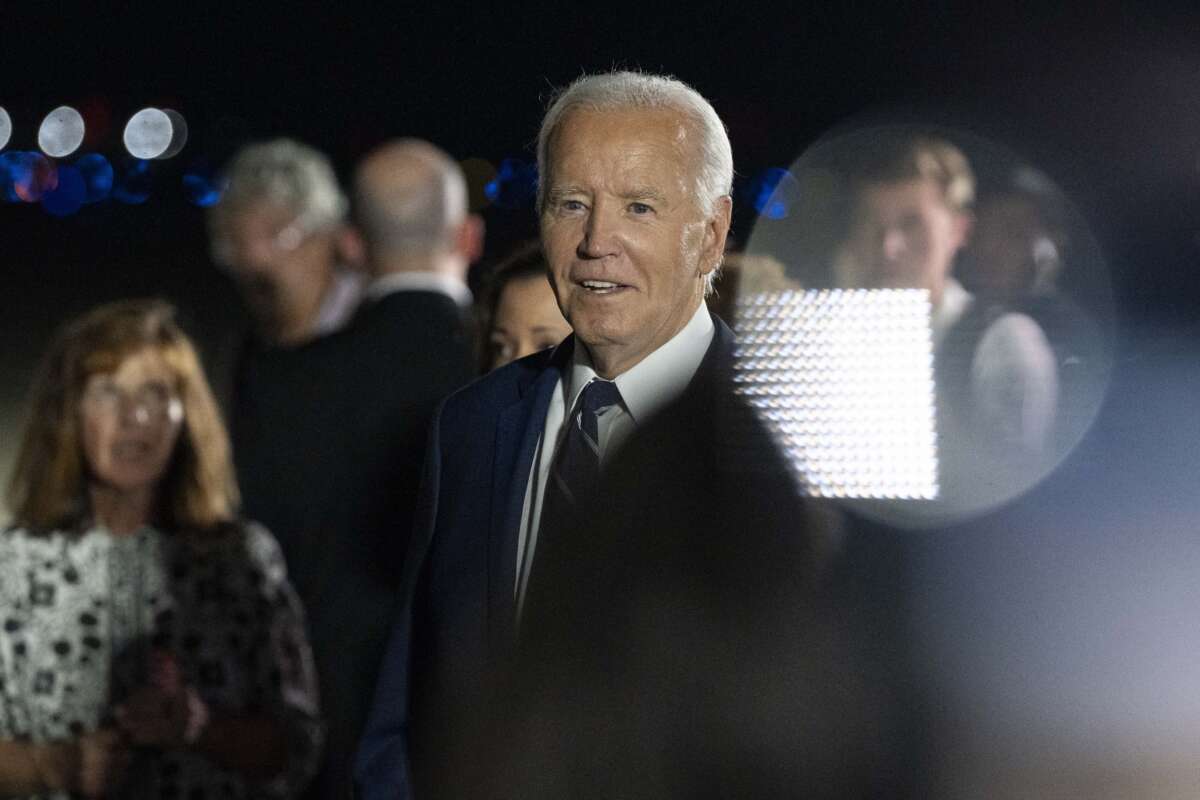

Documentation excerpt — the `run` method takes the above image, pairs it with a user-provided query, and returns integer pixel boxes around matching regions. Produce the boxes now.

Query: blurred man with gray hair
[356,70,736,799]
[210,138,362,345]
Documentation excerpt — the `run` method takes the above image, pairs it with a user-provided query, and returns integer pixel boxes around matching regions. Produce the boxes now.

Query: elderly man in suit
[354,70,734,798]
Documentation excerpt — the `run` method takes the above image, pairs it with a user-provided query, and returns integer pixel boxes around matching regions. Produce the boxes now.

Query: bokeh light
[40,165,86,217]
[159,109,188,159]
[182,162,222,207]
[123,108,173,159]
[5,152,58,202]
[484,158,537,210]
[0,107,11,151]
[746,167,801,219]
[112,159,152,204]
[75,153,114,203]
[37,106,86,158]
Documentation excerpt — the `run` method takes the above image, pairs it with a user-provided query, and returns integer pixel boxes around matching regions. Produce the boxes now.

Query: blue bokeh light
[2,152,58,203]
[748,167,800,220]
[0,151,28,202]
[182,162,222,207]
[41,165,86,217]
[75,153,114,203]
[484,158,537,210]
[113,159,152,204]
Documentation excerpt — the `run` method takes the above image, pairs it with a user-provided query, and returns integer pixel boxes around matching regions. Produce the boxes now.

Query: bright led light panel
[733,289,938,499]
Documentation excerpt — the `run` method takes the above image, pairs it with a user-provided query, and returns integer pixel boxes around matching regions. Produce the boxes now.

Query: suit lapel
[487,340,572,649]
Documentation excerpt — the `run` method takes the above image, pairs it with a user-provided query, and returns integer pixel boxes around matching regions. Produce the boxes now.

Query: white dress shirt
[935,278,1058,454]
[514,303,715,616]
[364,270,473,308]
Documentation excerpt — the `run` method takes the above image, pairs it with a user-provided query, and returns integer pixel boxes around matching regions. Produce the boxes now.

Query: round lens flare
[41,164,86,217]
[2,151,59,202]
[123,108,188,160]
[113,159,152,204]
[0,107,12,151]
[38,106,86,158]
[485,158,537,210]
[75,153,114,203]
[741,121,1115,527]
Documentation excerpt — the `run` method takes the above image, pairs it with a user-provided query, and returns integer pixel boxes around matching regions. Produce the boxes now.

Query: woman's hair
[7,299,239,533]
[476,240,552,372]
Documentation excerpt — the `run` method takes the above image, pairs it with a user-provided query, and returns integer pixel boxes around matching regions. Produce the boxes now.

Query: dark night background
[3,3,1200,793]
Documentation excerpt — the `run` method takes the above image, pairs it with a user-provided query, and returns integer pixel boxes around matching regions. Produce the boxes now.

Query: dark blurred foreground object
[459,368,924,798]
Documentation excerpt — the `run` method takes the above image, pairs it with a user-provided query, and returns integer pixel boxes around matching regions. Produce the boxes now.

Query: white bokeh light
[37,106,85,158]
[123,108,173,159]
[0,107,11,151]
[160,109,188,158]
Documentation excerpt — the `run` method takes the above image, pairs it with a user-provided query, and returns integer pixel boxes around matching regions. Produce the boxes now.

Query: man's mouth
[579,280,628,295]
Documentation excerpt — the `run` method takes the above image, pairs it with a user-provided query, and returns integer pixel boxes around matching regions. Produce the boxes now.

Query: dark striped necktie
[530,379,624,591]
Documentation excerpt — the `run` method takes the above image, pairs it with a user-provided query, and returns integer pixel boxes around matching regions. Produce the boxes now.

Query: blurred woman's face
[489,274,573,370]
[79,348,184,496]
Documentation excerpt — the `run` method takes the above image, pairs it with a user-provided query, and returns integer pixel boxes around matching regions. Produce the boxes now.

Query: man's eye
[560,200,585,212]
[629,202,653,215]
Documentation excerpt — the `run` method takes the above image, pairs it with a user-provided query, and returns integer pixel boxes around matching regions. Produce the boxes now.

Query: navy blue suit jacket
[354,315,735,799]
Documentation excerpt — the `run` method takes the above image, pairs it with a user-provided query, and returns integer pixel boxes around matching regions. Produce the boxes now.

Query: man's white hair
[211,138,347,235]
[536,71,734,293]
[537,71,733,216]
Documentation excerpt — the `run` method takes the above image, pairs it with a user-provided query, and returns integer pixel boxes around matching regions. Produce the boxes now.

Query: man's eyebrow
[545,186,584,202]
[622,187,668,204]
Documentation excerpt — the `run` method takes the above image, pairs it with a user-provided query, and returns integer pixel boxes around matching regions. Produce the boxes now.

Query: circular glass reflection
[741,122,1114,526]
[38,106,86,158]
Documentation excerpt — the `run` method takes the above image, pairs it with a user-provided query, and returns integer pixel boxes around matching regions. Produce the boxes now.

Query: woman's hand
[114,650,209,750]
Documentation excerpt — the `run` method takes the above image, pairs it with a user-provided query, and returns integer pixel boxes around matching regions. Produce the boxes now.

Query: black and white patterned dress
[0,522,322,799]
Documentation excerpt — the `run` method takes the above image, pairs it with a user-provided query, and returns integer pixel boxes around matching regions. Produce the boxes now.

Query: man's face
[217,202,335,337]
[540,108,730,377]
[842,178,969,303]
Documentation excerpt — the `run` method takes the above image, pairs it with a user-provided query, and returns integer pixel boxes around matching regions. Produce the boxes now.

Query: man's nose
[577,200,621,259]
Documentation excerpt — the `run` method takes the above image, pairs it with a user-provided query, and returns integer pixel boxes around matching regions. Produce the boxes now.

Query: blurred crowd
[0,70,1119,799]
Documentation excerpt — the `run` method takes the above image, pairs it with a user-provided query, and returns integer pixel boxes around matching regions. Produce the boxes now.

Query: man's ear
[337,224,366,268]
[456,214,485,264]
[700,195,734,277]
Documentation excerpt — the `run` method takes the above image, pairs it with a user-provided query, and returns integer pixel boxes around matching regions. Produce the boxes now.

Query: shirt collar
[566,302,714,424]
[931,277,973,349]
[365,271,473,308]
[312,270,366,337]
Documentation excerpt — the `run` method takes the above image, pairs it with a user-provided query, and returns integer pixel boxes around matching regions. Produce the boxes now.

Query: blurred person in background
[209,138,362,349]
[230,138,479,799]
[835,134,1059,496]
[959,167,1110,455]
[478,240,572,371]
[705,250,801,322]
[0,300,320,799]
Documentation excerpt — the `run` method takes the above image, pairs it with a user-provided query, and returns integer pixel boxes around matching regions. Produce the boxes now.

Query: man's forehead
[859,178,950,213]
[547,108,696,186]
